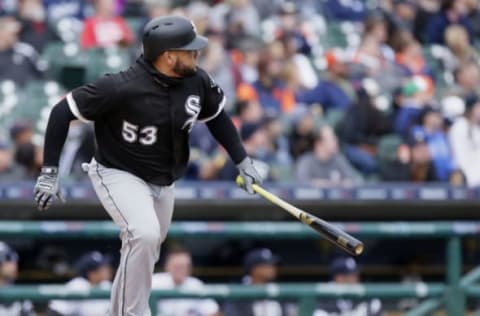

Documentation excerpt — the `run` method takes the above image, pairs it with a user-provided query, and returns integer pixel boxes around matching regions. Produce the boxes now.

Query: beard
[173,59,197,77]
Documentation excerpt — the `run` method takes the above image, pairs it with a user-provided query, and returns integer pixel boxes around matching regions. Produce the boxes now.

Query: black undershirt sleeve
[43,98,76,167]
[206,110,247,164]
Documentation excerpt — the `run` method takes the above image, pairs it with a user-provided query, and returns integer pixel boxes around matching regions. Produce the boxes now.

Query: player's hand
[34,166,65,211]
[236,157,267,194]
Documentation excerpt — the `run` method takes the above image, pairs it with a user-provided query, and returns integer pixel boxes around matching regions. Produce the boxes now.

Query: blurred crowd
[1,0,480,187]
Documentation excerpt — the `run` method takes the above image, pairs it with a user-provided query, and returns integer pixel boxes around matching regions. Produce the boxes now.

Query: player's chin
[182,67,198,77]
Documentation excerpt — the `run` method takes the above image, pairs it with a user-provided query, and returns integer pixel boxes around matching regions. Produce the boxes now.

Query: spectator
[323,0,368,22]
[232,100,264,127]
[395,36,433,79]
[409,107,456,182]
[452,61,480,97]
[295,125,362,187]
[217,120,271,181]
[43,0,87,23]
[465,0,480,39]
[199,30,236,112]
[0,144,14,177]
[0,241,34,316]
[288,106,316,160]
[385,0,417,36]
[425,0,474,44]
[314,257,382,316]
[17,0,59,52]
[412,0,440,43]
[231,36,263,85]
[279,32,317,90]
[223,248,287,316]
[152,247,219,316]
[10,121,43,179]
[394,75,434,138]
[352,15,395,77]
[407,130,442,182]
[0,16,44,86]
[236,43,296,116]
[263,115,292,168]
[340,89,391,175]
[274,1,312,57]
[296,49,355,112]
[210,0,260,44]
[80,0,134,49]
[444,24,480,71]
[449,94,480,187]
[186,1,210,36]
[48,251,113,316]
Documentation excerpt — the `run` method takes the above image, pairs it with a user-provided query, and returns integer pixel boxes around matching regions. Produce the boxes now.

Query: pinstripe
[95,162,132,316]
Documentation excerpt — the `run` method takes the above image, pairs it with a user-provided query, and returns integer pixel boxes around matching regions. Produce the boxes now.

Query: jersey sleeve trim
[66,92,91,123]
[198,95,226,123]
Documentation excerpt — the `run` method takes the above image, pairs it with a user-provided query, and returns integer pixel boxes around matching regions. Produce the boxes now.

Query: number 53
[122,120,157,145]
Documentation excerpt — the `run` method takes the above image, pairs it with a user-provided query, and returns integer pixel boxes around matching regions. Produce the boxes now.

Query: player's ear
[165,51,176,66]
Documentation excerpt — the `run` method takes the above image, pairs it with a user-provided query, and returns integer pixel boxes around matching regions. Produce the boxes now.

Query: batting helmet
[142,15,208,62]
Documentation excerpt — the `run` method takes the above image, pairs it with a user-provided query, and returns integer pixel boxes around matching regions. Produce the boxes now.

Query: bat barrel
[236,175,364,256]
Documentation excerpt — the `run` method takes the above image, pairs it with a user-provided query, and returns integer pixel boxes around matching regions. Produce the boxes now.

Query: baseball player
[48,251,113,316]
[34,15,263,316]
[152,247,219,316]
[0,241,34,316]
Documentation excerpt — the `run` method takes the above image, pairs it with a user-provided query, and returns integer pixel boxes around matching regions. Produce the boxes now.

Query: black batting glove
[34,166,65,211]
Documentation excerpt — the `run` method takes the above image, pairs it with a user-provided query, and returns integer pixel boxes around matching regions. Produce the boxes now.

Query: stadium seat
[85,47,132,82]
[41,42,89,90]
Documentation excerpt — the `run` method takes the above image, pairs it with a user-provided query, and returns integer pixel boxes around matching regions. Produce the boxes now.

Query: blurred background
[1,0,480,315]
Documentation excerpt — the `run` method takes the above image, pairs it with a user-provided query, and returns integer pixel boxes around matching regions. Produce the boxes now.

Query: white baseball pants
[84,158,175,316]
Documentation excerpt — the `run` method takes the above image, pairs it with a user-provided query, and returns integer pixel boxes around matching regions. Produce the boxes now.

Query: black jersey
[65,58,225,185]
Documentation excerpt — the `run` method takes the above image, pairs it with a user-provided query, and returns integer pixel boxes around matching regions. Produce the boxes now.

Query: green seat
[41,42,89,89]
[85,47,131,82]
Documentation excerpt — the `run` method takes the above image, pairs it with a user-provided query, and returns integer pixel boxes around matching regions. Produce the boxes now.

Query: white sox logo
[182,95,201,133]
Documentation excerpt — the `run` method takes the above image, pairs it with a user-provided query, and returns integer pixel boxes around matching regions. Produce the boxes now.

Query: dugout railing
[0,221,478,316]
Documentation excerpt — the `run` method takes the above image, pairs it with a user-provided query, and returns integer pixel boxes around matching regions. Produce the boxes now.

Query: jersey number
[122,121,157,145]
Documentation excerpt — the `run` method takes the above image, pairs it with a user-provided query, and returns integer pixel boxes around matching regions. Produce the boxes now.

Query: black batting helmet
[142,15,208,62]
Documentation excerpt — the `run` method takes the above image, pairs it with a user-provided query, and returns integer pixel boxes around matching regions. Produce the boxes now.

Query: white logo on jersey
[182,95,201,133]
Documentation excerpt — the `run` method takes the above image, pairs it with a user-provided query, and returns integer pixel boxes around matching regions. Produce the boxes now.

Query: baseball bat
[236,176,364,256]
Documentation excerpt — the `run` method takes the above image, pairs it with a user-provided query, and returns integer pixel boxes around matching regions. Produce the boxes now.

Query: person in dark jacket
[425,0,474,44]
[340,89,391,175]
[314,257,382,316]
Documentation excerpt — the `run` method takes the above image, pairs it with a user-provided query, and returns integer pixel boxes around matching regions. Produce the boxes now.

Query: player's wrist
[236,156,251,169]
[40,166,59,175]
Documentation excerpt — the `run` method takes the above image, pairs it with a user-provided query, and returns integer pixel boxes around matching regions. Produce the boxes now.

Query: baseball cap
[75,251,111,278]
[0,242,18,265]
[244,248,279,273]
[329,257,358,277]
[9,121,32,141]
